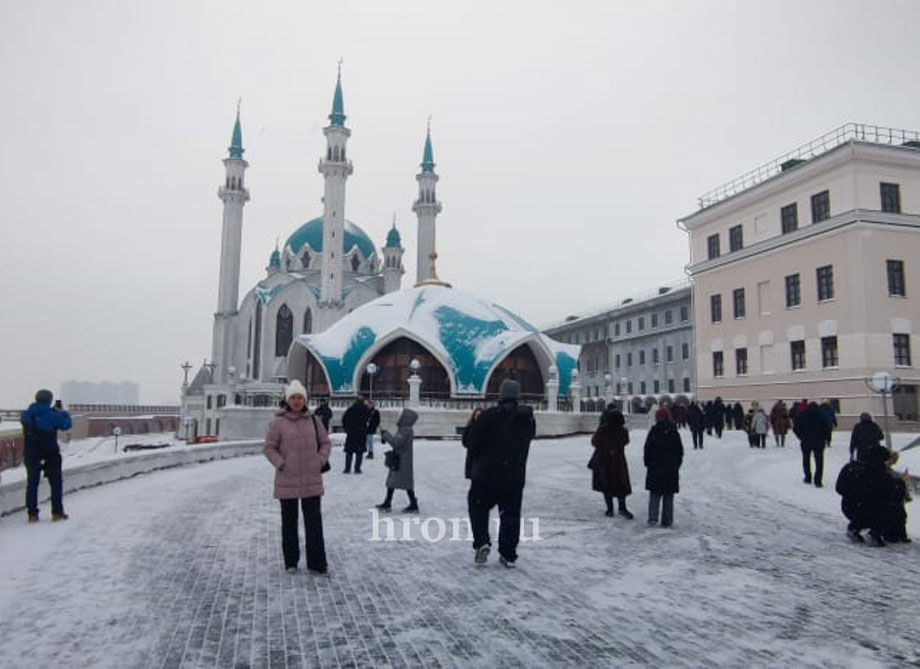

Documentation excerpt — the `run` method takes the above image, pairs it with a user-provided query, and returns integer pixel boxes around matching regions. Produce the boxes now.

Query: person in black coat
[365,399,380,459]
[732,402,744,430]
[849,412,883,463]
[313,398,333,432]
[644,407,684,527]
[712,397,726,438]
[687,401,704,450]
[793,402,830,487]
[841,445,908,546]
[341,396,369,474]
[465,379,536,567]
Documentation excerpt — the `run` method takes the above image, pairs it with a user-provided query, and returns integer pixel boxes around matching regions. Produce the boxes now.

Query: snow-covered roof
[289,285,580,396]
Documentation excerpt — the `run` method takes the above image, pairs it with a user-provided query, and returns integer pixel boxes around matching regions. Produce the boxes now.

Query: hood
[397,408,419,428]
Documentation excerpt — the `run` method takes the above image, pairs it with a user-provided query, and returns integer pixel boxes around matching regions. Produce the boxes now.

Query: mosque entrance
[360,337,450,399]
[303,351,331,398]
[485,344,544,400]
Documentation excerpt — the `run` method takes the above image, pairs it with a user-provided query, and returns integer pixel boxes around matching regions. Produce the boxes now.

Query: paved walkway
[0,432,917,667]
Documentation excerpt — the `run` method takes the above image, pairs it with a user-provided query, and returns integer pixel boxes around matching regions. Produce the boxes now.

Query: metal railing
[698,123,920,210]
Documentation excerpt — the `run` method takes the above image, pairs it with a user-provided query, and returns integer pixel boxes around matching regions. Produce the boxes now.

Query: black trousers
[280,497,327,571]
[801,444,825,485]
[24,448,63,516]
[344,451,363,473]
[468,479,523,562]
[690,428,704,449]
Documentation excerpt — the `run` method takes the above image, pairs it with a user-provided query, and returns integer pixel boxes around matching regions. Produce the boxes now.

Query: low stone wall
[0,439,262,517]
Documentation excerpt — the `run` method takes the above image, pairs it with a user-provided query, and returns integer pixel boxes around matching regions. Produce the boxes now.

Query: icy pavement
[0,429,917,668]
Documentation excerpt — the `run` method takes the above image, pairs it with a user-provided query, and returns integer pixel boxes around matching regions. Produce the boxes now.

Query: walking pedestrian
[465,379,536,567]
[732,402,744,431]
[743,407,756,447]
[793,402,830,487]
[314,398,332,432]
[644,407,684,527]
[341,395,369,474]
[263,380,331,574]
[377,408,419,512]
[590,407,634,518]
[712,397,726,438]
[20,390,72,522]
[753,406,769,448]
[365,399,380,459]
[819,399,838,448]
[461,407,484,480]
[849,412,884,463]
[769,400,790,447]
[687,401,705,450]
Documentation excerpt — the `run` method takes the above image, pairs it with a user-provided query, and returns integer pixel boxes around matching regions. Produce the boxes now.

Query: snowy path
[0,429,917,667]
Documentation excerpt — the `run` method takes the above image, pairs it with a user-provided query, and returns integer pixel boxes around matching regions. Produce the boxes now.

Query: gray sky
[2,0,919,407]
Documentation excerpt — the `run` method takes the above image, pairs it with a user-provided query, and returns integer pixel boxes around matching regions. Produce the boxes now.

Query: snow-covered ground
[0,428,917,667]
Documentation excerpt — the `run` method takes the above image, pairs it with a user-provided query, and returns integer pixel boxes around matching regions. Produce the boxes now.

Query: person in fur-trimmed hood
[377,408,419,512]
[264,380,332,575]
[644,407,684,527]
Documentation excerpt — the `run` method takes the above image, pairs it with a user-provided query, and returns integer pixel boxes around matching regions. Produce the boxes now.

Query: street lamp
[183,416,192,440]
[113,426,122,453]
[366,362,379,400]
[865,371,899,451]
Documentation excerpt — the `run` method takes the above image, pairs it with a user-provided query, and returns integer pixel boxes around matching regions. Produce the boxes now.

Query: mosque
[180,71,581,439]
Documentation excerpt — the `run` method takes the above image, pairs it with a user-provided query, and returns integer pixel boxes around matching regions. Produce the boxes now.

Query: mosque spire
[421,116,435,173]
[328,60,346,127]
[229,98,244,159]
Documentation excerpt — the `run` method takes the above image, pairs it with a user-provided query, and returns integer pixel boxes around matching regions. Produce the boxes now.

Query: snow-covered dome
[288,284,579,397]
[284,217,377,260]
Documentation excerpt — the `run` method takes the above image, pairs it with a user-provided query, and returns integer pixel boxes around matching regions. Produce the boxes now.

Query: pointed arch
[301,249,311,269]
[303,307,313,334]
[253,301,263,379]
[275,304,293,356]
[350,254,360,272]
[485,343,545,399]
[357,336,451,399]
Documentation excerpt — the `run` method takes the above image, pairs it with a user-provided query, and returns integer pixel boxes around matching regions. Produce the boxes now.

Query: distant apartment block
[543,284,694,411]
[679,124,920,423]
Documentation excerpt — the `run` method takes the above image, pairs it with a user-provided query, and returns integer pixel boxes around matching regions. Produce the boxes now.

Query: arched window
[253,301,262,379]
[327,147,332,160]
[303,308,313,334]
[226,176,230,188]
[333,146,340,161]
[301,250,311,269]
[275,304,293,356]
[351,254,360,272]
[341,147,345,160]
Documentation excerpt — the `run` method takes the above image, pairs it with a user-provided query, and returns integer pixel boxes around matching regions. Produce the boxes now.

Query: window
[651,313,658,328]
[811,190,830,223]
[791,340,806,370]
[303,308,313,334]
[626,320,632,334]
[653,348,660,364]
[680,306,688,322]
[638,317,645,331]
[821,336,838,368]
[712,352,724,377]
[665,309,673,325]
[880,182,901,213]
[301,250,311,268]
[627,352,633,366]
[627,382,633,395]
[816,265,834,301]
[888,260,906,297]
[206,395,213,410]
[614,354,621,368]
[654,380,660,393]
[683,377,691,392]
[639,350,646,365]
[682,342,689,360]
[666,345,674,362]
[275,304,294,356]
[669,378,676,393]
[253,301,263,378]
[615,382,622,395]
[640,381,647,394]
[733,288,746,319]
[707,234,721,260]
[735,348,748,375]
[614,322,620,336]
[781,203,798,233]
[785,273,801,308]
[711,294,722,323]
[894,334,912,366]
[729,225,743,252]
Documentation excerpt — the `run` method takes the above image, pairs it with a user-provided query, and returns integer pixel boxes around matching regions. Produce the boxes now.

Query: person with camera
[20,389,72,522]
[376,408,419,512]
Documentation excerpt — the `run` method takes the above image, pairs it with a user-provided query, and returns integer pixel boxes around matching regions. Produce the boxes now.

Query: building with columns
[680,124,920,426]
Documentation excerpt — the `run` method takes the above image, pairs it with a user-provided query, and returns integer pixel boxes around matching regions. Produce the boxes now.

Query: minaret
[211,103,249,385]
[318,63,353,306]
[413,120,442,284]
[382,214,405,294]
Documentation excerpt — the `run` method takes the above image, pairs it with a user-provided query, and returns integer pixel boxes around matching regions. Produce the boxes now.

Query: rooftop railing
[697,123,920,210]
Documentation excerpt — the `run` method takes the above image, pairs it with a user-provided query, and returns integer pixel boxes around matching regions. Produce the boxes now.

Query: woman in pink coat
[264,380,332,574]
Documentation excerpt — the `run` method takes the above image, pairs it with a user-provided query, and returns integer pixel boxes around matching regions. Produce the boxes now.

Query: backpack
[835,461,867,498]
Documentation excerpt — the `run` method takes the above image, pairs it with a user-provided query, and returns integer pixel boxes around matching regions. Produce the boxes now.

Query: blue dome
[385,226,401,248]
[285,217,377,260]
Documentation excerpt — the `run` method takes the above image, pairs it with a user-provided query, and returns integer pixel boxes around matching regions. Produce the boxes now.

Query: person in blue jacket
[20,389,72,522]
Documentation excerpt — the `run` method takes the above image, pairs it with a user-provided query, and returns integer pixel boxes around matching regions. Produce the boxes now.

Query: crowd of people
[17,383,911,576]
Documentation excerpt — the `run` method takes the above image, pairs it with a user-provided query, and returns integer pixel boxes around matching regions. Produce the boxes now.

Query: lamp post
[113,426,122,453]
[366,362,379,401]
[408,358,421,407]
[865,371,899,451]
[183,416,192,441]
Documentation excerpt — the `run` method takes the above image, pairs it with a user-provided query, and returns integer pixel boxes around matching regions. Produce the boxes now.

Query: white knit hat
[285,380,307,401]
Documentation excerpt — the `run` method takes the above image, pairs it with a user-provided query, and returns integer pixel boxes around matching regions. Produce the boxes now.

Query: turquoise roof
[269,248,280,267]
[421,131,435,173]
[229,113,244,159]
[329,76,346,127]
[385,225,401,248]
[285,217,376,260]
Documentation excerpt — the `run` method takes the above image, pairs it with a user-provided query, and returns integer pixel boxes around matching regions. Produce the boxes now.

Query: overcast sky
[2,0,919,406]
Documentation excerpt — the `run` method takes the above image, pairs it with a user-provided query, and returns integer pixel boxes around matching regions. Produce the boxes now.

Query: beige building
[679,124,920,426]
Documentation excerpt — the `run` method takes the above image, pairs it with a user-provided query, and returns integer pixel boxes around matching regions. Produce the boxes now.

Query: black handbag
[384,450,400,471]
[311,415,331,473]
